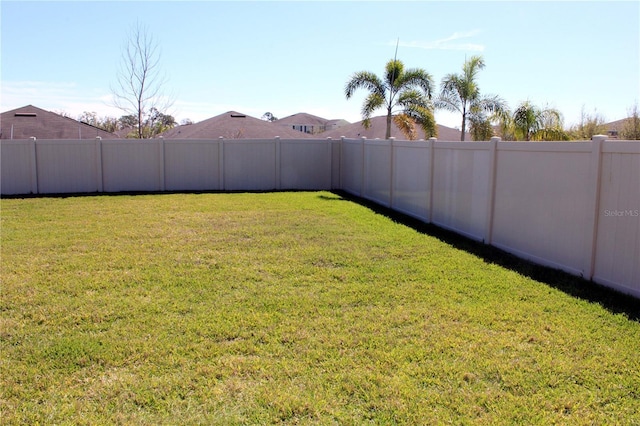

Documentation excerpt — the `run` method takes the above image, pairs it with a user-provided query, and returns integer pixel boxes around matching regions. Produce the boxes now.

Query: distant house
[275,113,349,135]
[0,105,119,140]
[321,115,469,141]
[325,119,350,132]
[604,118,633,139]
[159,111,315,139]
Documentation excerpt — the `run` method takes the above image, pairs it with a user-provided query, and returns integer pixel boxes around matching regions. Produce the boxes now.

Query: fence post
[95,136,103,192]
[585,135,606,279]
[484,137,500,244]
[389,137,395,208]
[360,136,366,197]
[158,136,166,191]
[339,136,345,190]
[427,137,436,223]
[29,137,38,194]
[275,136,281,190]
[219,137,225,190]
[326,137,333,190]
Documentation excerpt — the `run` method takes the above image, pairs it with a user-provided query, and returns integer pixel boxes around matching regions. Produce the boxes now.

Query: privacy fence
[2,136,639,297]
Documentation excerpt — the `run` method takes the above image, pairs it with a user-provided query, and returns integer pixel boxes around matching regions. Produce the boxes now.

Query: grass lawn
[1,191,639,424]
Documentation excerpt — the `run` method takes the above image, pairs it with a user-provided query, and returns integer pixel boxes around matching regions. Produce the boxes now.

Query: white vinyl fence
[2,136,638,297]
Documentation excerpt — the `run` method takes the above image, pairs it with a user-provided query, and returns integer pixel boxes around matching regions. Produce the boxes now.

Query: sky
[1,0,639,129]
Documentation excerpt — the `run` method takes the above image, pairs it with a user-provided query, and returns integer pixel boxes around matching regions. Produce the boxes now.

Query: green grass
[1,191,639,424]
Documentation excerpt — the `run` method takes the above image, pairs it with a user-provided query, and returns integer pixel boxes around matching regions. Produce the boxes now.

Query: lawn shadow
[328,190,640,322]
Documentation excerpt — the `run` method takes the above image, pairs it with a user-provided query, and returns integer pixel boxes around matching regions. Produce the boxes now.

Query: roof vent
[230,114,246,118]
[15,113,37,117]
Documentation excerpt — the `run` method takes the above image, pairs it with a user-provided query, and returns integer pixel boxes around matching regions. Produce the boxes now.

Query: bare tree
[567,106,607,140]
[111,22,172,139]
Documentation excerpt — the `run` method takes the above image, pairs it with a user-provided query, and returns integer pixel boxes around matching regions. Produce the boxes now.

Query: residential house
[159,111,315,139]
[275,113,349,135]
[604,118,635,139]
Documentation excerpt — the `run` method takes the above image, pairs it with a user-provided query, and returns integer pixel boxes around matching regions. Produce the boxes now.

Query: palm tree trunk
[386,109,392,139]
[460,106,466,141]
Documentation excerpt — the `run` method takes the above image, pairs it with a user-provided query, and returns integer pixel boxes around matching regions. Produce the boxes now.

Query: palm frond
[361,92,386,127]
[434,90,462,114]
[397,89,430,110]
[393,114,418,140]
[463,55,485,81]
[385,60,404,88]
[344,71,384,99]
[440,73,461,94]
[398,68,435,98]
[404,105,437,138]
[534,127,569,141]
[475,94,508,115]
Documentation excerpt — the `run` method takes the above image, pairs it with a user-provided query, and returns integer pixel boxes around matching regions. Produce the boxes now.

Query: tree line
[75,108,189,139]
[345,56,640,141]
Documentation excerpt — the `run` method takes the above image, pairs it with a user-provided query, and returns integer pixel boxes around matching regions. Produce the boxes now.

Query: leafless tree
[111,22,173,139]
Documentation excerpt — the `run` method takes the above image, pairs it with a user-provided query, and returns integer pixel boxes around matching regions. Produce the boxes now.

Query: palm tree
[512,101,568,141]
[435,55,506,141]
[495,101,568,141]
[345,59,436,140]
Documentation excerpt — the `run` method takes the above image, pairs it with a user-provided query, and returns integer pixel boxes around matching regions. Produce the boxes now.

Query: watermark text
[603,209,639,217]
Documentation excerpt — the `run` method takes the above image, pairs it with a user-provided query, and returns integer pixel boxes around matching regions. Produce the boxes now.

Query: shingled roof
[159,111,315,139]
[321,115,469,141]
[274,113,350,135]
[0,105,119,140]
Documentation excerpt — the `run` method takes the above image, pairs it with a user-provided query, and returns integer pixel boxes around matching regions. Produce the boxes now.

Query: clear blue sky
[2,1,638,129]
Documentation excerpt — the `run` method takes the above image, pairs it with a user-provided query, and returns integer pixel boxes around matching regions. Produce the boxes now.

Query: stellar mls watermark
[603,209,639,217]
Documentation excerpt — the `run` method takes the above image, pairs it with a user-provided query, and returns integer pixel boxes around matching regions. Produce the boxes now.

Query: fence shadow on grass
[327,190,640,322]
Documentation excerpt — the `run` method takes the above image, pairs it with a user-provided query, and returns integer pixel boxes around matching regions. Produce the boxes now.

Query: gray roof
[325,119,350,127]
[159,111,314,139]
[275,112,329,126]
[321,115,468,141]
[0,105,120,140]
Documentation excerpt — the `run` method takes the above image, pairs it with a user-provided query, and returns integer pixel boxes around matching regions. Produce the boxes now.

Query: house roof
[0,105,120,140]
[275,112,329,126]
[605,118,632,132]
[326,119,350,127]
[159,111,315,139]
[321,115,469,141]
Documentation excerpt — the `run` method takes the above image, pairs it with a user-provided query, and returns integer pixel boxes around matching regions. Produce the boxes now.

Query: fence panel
[164,140,220,191]
[330,140,341,189]
[280,139,331,190]
[391,140,431,221]
[340,138,364,196]
[223,140,276,190]
[431,142,491,241]
[36,140,100,194]
[593,142,640,296]
[1,140,36,195]
[491,142,594,276]
[101,140,164,192]
[363,140,392,207]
